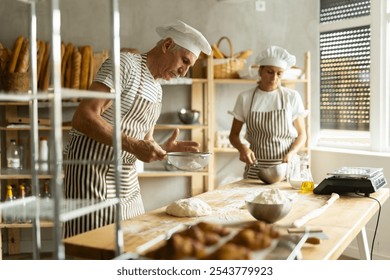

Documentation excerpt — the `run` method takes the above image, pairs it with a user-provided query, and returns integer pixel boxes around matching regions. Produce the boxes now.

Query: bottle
[7,139,21,169]
[299,154,314,193]
[39,137,49,172]
[3,185,16,223]
[17,184,31,223]
[40,180,52,199]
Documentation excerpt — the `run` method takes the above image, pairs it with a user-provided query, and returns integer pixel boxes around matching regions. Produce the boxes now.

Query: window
[318,0,389,152]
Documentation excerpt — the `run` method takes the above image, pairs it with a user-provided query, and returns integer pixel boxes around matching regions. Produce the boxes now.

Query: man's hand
[163,128,200,152]
[127,138,166,163]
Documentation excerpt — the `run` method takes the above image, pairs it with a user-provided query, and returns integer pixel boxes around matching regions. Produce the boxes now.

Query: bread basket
[213,36,245,79]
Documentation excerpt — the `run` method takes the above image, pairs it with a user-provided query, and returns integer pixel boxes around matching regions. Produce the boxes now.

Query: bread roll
[15,38,30,73]
[9,36,25,73]
[70,48,81,89]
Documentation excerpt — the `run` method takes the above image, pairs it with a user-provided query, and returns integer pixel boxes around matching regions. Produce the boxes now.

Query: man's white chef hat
[255,46,296,70]
[156,20,211,58]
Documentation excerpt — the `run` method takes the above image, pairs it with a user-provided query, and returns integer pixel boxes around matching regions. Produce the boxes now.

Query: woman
[229,46,307,179]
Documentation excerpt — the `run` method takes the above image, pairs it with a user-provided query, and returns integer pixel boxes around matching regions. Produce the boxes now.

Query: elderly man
[63,20,211,238]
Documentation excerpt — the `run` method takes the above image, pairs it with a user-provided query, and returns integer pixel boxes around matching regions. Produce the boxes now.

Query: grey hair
[157,39,184,53]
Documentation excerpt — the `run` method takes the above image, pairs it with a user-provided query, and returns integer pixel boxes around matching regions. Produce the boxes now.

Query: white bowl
[289,179,303,190]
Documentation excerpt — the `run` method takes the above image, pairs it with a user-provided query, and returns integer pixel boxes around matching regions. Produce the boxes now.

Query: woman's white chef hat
[255,46,296,70]
[156,20,211,58]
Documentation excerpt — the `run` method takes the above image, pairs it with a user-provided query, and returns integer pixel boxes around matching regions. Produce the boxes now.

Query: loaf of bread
[9,36,25,73]
[87,46,94,87]
[61,43,74,86]
[211,44,225,59]
[39,42,51,91]
[0,46,11,72]
[15,38,30,73]
[70,48,81,89]
[36,40,46,82]
[234,49,253,60]
[79,45,91,90]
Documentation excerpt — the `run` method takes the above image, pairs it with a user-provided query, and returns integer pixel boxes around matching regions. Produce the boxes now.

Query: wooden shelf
[0,169,53,180]
[154,123,206,130]
[213,147,238,153]
[138,170,209,178]
[0,125,72,131]
[0,221,54,229]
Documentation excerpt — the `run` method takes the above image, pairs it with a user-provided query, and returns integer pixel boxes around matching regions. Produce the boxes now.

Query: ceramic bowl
[246,199,292,223]
[178,108,200,124]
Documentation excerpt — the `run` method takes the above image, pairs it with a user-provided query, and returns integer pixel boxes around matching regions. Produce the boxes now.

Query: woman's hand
[239,146,256,165]
[163,128,200,152]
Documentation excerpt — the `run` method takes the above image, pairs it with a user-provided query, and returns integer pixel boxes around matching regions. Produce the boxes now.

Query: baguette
[79,45,91,90]
[211,44,225,59]
[9,36,25,73]
[70,48,81,89]
[233,49,253,60]
[39,42,51,91]
[15,38,30,73]
[65,50,73,88]
[61,43,74,86]
[87,46,94,87]
[36,40,46,82]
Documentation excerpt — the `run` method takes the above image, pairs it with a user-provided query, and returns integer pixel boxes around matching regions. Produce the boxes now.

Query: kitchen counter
[63,179,389,260]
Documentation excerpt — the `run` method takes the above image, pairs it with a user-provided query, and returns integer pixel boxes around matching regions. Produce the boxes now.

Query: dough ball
[166,197,212,217]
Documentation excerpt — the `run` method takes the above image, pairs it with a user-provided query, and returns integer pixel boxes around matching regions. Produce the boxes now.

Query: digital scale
[314,167,387,197]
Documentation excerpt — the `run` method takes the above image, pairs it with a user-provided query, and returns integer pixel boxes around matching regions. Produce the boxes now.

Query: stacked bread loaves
[61,43,94,91]
[0,36,100,92]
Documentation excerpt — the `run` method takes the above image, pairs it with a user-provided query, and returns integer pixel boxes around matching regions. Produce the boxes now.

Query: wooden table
[63,179,389,260]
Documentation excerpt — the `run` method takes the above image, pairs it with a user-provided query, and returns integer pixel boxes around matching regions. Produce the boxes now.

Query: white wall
[311,148,390,259]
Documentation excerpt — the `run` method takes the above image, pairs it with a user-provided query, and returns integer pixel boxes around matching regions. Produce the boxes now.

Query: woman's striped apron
[63,88,161,238]
[244,87,295,179]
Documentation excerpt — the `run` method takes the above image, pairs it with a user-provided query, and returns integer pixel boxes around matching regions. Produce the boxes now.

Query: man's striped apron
[63,92,161,238]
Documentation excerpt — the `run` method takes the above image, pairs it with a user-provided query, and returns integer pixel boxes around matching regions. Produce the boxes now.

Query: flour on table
[166,197,212,217]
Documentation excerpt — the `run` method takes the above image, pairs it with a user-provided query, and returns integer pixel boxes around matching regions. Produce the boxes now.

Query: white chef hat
[255,46,296,70]
[156,20,211,58]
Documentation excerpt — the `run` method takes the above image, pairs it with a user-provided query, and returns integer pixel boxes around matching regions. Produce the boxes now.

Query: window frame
[316,0,389,153]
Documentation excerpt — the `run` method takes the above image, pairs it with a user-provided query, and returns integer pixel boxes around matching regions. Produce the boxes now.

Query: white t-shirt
[230,86,306,123]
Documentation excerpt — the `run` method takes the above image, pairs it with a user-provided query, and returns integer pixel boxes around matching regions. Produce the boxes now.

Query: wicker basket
[213,36,245,79]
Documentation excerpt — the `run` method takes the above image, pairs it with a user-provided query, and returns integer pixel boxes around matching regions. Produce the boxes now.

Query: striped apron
[244,87,295,179]
[63,92,161,238]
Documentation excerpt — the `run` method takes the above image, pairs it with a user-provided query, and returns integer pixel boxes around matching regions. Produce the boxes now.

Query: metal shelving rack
[0,0,123,259]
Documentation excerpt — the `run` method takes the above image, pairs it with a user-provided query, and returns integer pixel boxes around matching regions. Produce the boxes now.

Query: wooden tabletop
[63,179,389,260]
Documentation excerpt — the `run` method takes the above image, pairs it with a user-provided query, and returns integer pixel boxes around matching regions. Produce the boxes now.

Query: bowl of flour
[246,189,292,223]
